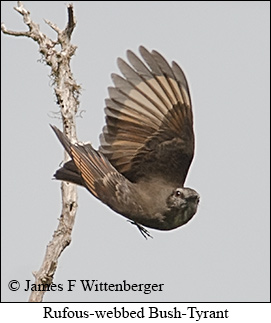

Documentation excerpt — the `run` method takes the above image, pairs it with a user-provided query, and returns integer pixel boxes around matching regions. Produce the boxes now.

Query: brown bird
[51,46,199,238]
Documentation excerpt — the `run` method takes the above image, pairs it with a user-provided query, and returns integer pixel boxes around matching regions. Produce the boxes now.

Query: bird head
[164,187,200,229]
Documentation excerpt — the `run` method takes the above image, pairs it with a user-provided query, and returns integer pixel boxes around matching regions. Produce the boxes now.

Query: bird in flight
[51,46,199,238]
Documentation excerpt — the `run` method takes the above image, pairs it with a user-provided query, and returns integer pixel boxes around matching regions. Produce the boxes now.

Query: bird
[51,46,200,238]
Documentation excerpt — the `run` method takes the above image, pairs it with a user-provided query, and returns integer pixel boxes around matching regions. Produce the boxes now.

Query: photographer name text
[23,279,164,294]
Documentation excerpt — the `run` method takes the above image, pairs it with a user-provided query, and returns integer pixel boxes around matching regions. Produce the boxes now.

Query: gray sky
[1,1,270,302]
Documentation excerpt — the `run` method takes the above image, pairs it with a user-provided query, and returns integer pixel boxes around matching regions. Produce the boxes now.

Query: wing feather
[99,46,194,185]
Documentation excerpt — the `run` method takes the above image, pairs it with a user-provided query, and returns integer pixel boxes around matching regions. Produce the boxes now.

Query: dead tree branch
[2,2,80,302]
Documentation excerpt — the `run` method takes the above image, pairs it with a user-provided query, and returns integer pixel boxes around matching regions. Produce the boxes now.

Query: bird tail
[53,159,84,186]
[50,125,118,199]
[50,125,84,186]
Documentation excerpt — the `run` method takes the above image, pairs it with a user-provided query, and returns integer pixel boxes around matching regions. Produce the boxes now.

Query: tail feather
[51,125,115,198]
[54,160,84,186]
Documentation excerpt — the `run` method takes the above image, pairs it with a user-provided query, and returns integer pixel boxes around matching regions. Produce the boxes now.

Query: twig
[2,1,80,302]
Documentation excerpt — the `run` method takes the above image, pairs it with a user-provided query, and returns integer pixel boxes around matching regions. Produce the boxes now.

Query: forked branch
[2,1,80,302]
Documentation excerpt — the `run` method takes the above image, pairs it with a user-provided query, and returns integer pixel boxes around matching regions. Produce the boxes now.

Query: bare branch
[44,19,61,34]
[1,22,30,37]
[14,1,31,21]
[2,1,80,302]
[66,4,76,39]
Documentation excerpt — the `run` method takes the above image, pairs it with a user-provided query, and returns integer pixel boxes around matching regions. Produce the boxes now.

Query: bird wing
[99,46,195,186]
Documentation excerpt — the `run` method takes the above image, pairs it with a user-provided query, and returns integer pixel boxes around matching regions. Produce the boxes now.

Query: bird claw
[128,220,153,239]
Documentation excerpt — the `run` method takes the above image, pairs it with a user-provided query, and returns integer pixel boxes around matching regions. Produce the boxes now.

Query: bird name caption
[9,279,164,295]
[43,306,230,320]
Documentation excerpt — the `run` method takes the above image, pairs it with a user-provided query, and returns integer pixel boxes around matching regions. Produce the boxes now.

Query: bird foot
[128,220,153,239]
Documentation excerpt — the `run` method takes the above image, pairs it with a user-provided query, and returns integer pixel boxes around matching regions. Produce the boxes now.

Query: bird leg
[128,220,153,239]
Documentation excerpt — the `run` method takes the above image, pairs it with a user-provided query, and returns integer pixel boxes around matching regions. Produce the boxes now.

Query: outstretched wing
[51,125,141,216]
[99,46,194,186]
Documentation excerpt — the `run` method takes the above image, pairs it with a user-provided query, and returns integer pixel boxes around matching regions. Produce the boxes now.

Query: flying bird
[51,46,199,238]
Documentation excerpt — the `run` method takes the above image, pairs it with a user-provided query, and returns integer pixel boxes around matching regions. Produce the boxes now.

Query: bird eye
[175,189,183,198]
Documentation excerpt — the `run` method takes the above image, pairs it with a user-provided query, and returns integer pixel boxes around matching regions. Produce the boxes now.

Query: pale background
[1,1,270,302]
